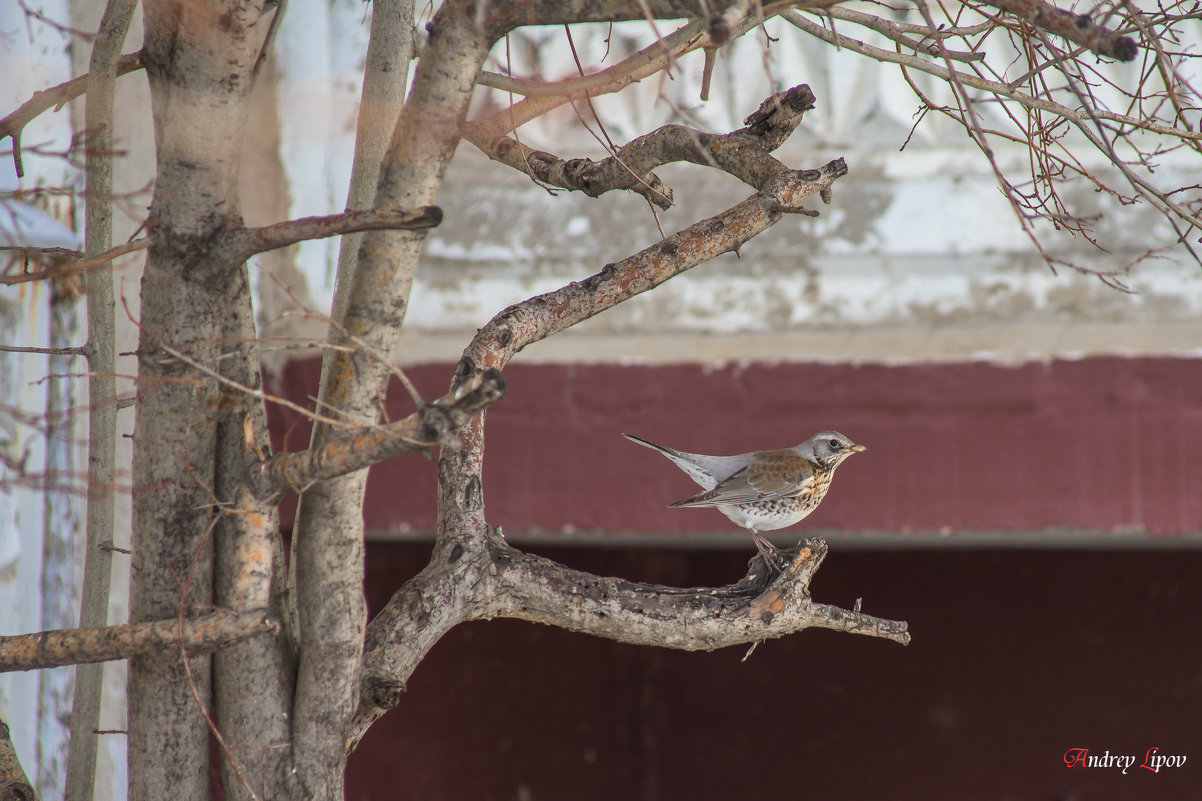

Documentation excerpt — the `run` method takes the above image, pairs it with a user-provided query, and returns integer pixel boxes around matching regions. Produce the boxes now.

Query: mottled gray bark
[129,3,272,801]
[288,2,491,794]
[212,260,294,801]
[0,718,37,801]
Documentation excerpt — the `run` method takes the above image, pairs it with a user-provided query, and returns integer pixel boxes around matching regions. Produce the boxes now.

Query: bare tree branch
[481,0,753,39]
[457,155,847,380]
[247,367,506,501]
[782,7,1200,274]
[474,18,707,102]
[0,239,149,286]
[784,10,1199,142]
[0,51,143,177]
[0,718,36,801]
[982,0,1138,60]
[66,4,135,797]
[289,2,487,794]
[0,610,279,673]
[467,16,764,204]
[491,539,910,648]
[467,84,816,208]
[219,206,442,265]
[346,71,855,751]
[821,6,989,62]
[351,537,907,750]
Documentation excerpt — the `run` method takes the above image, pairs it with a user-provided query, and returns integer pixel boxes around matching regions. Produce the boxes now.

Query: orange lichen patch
[750,589,785,617]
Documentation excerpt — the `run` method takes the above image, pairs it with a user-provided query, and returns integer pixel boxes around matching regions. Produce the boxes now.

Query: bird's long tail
[622,433,720,490]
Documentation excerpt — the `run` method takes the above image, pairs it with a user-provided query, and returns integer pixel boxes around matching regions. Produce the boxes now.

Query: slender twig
[0,238,149,285]
[784,10,1201,141]
[0,51,143,177]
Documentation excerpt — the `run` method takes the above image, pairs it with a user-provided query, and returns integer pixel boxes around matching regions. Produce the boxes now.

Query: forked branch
[246,368,505,501]
[468,84,818,209]
[350,85,892,752]
[490,539,909,648]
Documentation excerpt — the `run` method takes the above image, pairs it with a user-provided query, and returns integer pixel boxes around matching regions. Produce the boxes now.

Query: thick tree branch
[489,539,909,648]
[219,206,442,265]
[247,368,505,501]
[351,537,908,750]
[468,84,815,208]
[290,5,489,794]
[467,17,769,205]
[0,718,36,801]
[982,0,1138,60]
[466,20,709,207]
[0,610,279,673]
[351,93,857,751]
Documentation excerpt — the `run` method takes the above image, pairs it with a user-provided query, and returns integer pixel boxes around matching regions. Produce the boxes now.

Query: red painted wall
[269,356,1202,538]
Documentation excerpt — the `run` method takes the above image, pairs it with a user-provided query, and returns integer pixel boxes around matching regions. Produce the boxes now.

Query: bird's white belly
[716,500,813,532]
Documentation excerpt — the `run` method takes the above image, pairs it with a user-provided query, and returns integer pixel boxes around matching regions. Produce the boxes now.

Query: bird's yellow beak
[850,443,869,453]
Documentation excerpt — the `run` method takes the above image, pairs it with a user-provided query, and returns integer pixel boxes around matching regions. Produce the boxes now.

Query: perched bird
[624,431,868,570]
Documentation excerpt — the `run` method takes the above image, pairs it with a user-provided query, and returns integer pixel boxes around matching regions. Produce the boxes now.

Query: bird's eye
[828,438,840,449]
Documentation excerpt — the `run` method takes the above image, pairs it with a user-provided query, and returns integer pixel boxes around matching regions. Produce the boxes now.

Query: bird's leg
[748,529,787,573]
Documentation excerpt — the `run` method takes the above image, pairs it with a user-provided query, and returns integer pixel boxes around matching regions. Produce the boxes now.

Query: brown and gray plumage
[624,430,868,570]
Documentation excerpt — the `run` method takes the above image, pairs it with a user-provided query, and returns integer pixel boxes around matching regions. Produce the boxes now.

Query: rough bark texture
[249,369,505,502]
[326,0,415,330]
[11,0,1195,797]
[130,3,271,801]
[0,611,278,673]
[0,719,36,801]
[288,3,494,797]
[212,259,294,801]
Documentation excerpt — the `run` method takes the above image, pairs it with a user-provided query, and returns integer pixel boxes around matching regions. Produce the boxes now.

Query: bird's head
[800,430,868,470]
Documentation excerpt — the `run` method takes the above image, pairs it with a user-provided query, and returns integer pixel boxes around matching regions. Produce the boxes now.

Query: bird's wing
[669,449,817,507]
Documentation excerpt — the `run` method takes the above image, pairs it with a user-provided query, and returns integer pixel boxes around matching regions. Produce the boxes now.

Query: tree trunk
[129,3,270,801]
